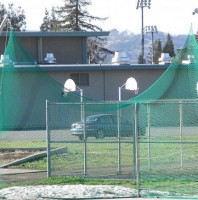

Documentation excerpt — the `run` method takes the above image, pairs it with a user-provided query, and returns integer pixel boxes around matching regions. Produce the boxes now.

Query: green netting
[1,27,198,125]
[1,26,198,198]
[3,29,36,65]
[128,27,198,103]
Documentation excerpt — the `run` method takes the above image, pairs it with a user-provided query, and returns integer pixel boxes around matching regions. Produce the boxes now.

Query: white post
[80,88,83,121]
[118,87,121,102]
[117,100,121,174]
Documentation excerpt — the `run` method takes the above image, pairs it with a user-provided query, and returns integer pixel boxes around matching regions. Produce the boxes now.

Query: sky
[0,0,198,35]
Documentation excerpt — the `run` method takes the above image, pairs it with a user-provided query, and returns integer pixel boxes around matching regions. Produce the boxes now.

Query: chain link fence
[138,100,198,197]
[46,101,135,179]
[46,100,198,198]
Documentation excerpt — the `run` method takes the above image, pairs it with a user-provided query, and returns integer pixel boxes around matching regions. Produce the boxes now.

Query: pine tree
[51,0,107,31]
[138,53,144,64]
[154,39,162,64]
[50,7,59,31]
[163,33,175,58]
[40,9,51,32]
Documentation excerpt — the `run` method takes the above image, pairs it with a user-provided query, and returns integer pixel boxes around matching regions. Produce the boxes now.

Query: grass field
[1,135,198,197]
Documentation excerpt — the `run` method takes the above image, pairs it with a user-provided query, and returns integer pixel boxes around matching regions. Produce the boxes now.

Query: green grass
[2,136,198,196]
[0,176,135,189]
[0,141,46,148]
[38,176,135,187]
[0,183,10,189]
[18,142,133,170]
[2,175,198,197]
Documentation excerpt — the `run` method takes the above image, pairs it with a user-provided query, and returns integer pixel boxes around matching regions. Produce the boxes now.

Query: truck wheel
[96,130,105,139]
[78,135,84,140]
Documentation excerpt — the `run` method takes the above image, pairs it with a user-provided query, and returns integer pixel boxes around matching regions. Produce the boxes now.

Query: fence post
[179,101,183,169]
[83,103,87,176]
[46,100,51,178]
[134,103,140,197]
[117,104,121,174]
[147,103,151,170]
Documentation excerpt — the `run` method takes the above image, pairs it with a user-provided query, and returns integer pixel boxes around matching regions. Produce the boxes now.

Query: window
[70,73,89,86]
[101,115,113,123]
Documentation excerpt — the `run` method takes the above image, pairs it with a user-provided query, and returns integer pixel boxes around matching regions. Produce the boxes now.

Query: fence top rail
[47,98,198,105]
[46,101,119,105]
[146,98,198,104]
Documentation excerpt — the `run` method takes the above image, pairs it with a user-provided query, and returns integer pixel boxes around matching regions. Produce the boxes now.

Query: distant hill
[104,29,188,64]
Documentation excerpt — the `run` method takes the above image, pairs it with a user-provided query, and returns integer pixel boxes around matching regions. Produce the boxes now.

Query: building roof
[0,31,110,37]
[0,64,170,72]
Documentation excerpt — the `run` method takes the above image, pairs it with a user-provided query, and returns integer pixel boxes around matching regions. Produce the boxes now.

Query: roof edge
[0,31,110,37]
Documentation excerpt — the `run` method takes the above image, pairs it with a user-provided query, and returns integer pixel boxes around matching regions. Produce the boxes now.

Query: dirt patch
[1,151,33,160]
[1,170,47,184]
[0,150,42,166]
[0,149,46,184]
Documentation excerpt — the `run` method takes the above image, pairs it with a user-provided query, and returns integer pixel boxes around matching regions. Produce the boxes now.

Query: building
[0,31,109,64]
[0,31,170,101]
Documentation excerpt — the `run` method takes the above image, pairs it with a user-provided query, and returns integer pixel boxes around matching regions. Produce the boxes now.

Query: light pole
[118,77,139,101]
[136,0,151,64]
[118,77,138,175]
[64,79,83,120]
[144,25,158,64]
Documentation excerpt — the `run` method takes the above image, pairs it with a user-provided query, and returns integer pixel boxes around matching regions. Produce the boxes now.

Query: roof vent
[112,51,131,65]
[158,53,171,64]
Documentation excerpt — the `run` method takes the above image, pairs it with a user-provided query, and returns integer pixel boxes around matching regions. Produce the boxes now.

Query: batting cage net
[1,26,198,198]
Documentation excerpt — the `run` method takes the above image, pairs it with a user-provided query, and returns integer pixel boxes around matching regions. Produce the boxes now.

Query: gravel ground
[0,185,136,199]
[0,184,180,200]
[0,184,196,200]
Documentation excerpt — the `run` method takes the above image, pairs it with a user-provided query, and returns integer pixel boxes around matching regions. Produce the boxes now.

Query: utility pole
[136,0,151,64]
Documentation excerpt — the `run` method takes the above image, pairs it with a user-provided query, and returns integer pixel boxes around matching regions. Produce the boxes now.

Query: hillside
[105,29,188,64]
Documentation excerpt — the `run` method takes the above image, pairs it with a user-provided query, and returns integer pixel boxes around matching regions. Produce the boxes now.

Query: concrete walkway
[0,168,45,175]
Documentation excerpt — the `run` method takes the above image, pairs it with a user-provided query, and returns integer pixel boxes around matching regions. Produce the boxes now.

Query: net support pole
[117,103,121,175]
[46,100,51,178]
[83,103,87,176]
[179,101,183,169]
[134,103,141,197]
[80,89,83,121]
[147,103,151,170]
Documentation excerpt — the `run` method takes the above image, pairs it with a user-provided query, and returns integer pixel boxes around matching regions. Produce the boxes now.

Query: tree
[137,53,144,64]
[50,7,60,31]
[40,0,111,64]
[51,0,107,31]
[88,37,114,63]
[40,7,59,32]
[163,33,175,58]
[0,3,26,31]
[40,9,51,32]
[154,39,162,64]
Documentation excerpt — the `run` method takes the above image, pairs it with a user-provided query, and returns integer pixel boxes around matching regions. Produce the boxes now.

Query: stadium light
[144,25,158,64]
[136,0,151,64]
[118,77,139,101]
[64,78,83,102]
